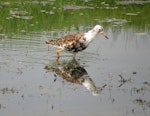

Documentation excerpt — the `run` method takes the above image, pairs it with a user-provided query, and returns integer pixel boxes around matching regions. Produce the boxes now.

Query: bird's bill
[100,31,109,39]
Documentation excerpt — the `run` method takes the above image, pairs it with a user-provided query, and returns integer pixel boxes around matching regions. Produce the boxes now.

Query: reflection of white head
[82,75,102,96]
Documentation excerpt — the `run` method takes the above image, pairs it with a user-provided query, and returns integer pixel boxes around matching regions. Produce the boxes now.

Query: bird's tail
[45,39,60,46]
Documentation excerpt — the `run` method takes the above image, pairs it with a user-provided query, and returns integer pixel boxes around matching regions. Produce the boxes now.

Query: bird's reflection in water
[45,59,106,96]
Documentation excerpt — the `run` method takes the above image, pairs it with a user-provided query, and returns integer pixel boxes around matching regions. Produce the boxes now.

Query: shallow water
[0,1,150,116]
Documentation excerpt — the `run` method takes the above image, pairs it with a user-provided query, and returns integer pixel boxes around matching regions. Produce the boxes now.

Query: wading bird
[46,25,108,59]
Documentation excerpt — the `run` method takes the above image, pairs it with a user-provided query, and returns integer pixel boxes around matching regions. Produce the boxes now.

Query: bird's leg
[56,49,63,58]
[56,49,63,65]
[73,53,77,60]
[56,57,60,65]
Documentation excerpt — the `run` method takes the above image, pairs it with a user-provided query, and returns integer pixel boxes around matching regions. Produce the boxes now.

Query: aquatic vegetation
[133,98,150,108]
[0,87,18,94]
[0,0,150,34]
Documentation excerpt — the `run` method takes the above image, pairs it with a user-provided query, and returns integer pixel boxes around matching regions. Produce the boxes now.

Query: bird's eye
[99,29,102,32]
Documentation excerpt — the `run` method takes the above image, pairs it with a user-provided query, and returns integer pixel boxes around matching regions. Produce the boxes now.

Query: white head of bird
[93,25,109,39]
[84,25,108,43]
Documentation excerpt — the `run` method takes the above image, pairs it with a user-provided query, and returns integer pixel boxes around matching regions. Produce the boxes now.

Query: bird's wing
[46,33,85,47]
[59,33,85,46]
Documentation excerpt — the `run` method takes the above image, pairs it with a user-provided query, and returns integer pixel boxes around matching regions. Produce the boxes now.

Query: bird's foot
[56,56,60,65]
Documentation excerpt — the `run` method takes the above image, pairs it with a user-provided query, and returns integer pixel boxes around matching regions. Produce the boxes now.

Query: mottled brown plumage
[46,33,85,48]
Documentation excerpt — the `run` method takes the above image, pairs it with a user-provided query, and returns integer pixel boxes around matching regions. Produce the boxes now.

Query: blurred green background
[0,0,150,35]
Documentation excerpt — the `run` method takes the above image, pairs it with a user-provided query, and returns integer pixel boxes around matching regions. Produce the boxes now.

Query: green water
[0,0,150,34]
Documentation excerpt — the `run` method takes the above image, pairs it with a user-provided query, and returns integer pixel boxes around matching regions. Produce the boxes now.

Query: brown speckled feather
[45,33,84,47]
[45,33,87,53]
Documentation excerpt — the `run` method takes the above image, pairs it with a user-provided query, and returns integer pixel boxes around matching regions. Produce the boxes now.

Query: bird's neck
[84,29,98,43]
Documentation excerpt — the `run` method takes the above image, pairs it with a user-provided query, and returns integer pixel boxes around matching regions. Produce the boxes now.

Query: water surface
[0,1,150,116]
